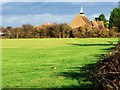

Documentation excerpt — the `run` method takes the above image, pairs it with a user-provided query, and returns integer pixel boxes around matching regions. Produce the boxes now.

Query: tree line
[1,23,118,39]
[1,7,120,39]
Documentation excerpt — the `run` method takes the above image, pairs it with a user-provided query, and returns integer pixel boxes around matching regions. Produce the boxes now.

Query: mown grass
[2,38,118,89]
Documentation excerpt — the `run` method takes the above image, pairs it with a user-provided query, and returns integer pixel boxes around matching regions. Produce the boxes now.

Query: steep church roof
[70,14,91,28]
[70,7,91,28]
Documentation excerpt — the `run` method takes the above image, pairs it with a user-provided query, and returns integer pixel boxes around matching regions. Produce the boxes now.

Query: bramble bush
[92,42,120,90]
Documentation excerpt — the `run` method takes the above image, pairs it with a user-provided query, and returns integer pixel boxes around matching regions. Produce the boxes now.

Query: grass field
[2,38,118,89]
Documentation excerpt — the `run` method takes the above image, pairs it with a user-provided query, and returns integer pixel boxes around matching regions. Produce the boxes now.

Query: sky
[1,2,118,27]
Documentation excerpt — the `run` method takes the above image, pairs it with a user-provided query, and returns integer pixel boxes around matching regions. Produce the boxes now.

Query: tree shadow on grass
[56,63,101,90]
[100,46,115,51]
[1,63,101,90]
[2,43,114,90]
[67,43,113,47]
[54,44,115,90]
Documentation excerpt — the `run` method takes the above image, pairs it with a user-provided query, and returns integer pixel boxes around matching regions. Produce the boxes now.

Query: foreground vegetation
[2,38,118,89]
[93,42,120,90]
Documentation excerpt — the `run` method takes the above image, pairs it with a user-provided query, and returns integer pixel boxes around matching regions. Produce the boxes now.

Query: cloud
[6,17,16,23]
[1,0,120,2]
[1,12,111,27]
[1,2,117,27]
[88,13,100,20]
[2,14,75,27]
[2,2,117,16]
[0,16,2,26]
[2,2,74,15]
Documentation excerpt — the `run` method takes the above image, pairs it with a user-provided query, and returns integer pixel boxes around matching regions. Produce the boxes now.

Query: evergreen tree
[109,8,120,32]
[99,14,108,28]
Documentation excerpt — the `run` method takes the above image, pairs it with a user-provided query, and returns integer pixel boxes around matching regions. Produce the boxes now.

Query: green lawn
[2,38,118,89]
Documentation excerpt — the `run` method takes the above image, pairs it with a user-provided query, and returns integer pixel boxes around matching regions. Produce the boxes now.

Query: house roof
[97,21,104,28]
[91,21,99,28]
[91,20,105,29]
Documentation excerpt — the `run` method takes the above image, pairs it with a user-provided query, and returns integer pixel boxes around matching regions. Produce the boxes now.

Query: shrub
[93,43,120,90]
[109,30,117,37]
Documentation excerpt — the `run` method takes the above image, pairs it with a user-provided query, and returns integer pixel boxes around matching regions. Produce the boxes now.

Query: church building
[70,7,105,29]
